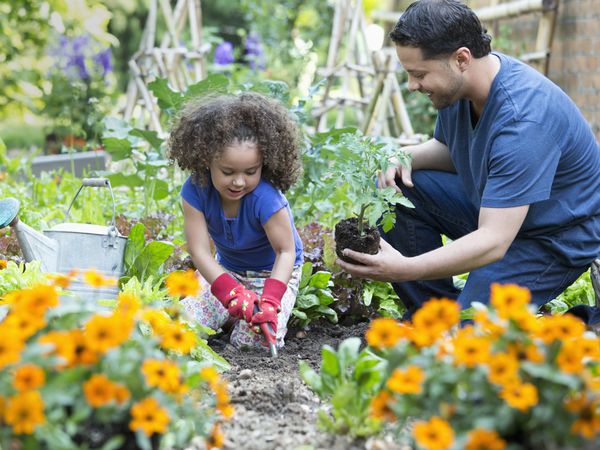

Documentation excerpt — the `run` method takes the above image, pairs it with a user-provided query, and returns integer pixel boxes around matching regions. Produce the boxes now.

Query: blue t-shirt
[181,177,303,272]
[434,52,600,267]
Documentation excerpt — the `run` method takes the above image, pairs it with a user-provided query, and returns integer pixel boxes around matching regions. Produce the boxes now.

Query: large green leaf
[102,137,132,161]
[129,128,163,150]
[124,223,146,269]
[183,73,229,102]
[148,78,184,110]
[107,172,144,188]
[133,240,175,280]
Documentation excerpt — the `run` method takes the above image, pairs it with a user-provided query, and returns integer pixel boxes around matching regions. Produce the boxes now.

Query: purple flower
[245,33,265,70]
[214,42,234,66]
[93,48,113,76]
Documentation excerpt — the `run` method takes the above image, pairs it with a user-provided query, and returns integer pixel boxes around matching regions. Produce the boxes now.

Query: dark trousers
[382,170,600,324]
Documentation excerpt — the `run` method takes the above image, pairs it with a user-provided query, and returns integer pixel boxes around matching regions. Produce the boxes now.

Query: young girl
[168,92,304,350]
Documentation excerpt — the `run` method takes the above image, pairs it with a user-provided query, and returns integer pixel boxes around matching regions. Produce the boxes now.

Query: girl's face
[209,140,262,204]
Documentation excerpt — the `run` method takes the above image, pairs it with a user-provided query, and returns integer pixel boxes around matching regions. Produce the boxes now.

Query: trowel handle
[65,178,117,228]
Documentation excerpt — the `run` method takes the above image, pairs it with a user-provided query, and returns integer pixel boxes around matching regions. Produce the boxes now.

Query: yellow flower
[83,269,117,287]
[0,324,25,369]
[369,390,396,421]
[85,313,132,353]
[0,259,7,269]
[217,402,234,420]
[165,269,200,298]
[487,353,520,386]
[465,428,506,450]
[141,309,172,333]
[365,318,407,349]
[47,273,71,289]
[3,310,47,340]
[536,314,586,344]
[206,422,224,449]
[13,364,45,392]
[83,374,116,407]
[68,329,99,366]
[114,385,131,404]
[569,398,600,439]
[499,382,538,412]
[453,333,491,368]
[38,331,76,367]
[116,292,142,317]
[413,298,460,337]
[413,416,455,450]
[18,284,59,315]
[200,366,221,388]
[159,322,197,354]
[142,359,182,393]
[129,397,170,436]
[556,339,585,374]
[4,391,46,434]
[473,310,505,338]
[490,283,530,318]
[386,365,425,394]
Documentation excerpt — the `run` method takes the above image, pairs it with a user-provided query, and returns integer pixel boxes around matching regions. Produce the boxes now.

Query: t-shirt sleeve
[482,121,561,207]
[254,185,288,226]
[180,177,206,212]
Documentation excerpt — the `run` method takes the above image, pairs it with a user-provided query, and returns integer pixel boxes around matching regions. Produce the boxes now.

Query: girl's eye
[246,170,257,175]
[221,171,233,176]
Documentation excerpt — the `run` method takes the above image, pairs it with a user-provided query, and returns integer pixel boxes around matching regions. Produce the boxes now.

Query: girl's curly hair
[168,92,302,192]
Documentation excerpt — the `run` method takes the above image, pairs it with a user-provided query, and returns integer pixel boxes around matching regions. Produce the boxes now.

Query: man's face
[395,45,464,110]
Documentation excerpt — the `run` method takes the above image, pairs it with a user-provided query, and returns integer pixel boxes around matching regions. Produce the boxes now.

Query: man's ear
[455,47,472,72]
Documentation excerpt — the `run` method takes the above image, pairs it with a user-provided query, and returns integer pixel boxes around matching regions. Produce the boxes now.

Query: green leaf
[183,74,230,102]
[300,262,314,289]
[124,223,146,269]
[129,128,163,150]
[309,271,332,289]
[338,337,361,372]
[148,78,184,110]
[107,172,144,189]
[99,436,126,450]
[297,293,320,309]
[133,240,175,280]
[150,179,169,200]
[299,361,323,393]
[102,137,132,161]
[321,346,340,377]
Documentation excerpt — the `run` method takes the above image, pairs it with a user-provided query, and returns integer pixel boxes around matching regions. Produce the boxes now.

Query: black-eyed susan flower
[487,352,520,386]
[13,364,45,392]
[369,389,396,421]
[3,311,47,340]
[158,322,197,354]
[452,333,491,368]
[490,283,530,319]
[83,269,117,288]
[83,374,116,407]
[556,339,585,374]
[465,428,506,450]
[386,365,425,394]
[499,382,538,412]
[4,391,45,434]
[0,325,24,370]
[206,422,224,449]
[365,317,407,350]
[165,269,200,298]
[18,284,59,316]
[142,359,181,393]
[413,416,455,450]
[129,397,170,436]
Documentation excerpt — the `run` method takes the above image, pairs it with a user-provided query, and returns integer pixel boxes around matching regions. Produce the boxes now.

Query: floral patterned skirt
[181,267,301,349]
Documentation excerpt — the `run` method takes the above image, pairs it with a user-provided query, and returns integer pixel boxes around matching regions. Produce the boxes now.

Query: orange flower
[129,397,170,436]
[83,374,116,407]
[165,269,200,298]
[83,269,117,288]
[141,309,171,333]
[159,322,197,354]
[499,382,538,412]
[142,359,182,393]
[365,318,407,350]
[13,364,45,392]
[0,259,7,269]
[536,314,586,344]
[452,333,491,368]
[490,283,530,318]
[0,324,25,369]
[369,390,396,421]
[4,391,45,434]
[114,385,131,404]
[68,329,99,366]
[413,416,455,450]
[85,313,133,353]
[569,398,600,439]
[3,311,47,340]
[413,298,460,336]
[200,366,221,388]
[38,331,76,367]
[386,365,425,394]
[556,339,585,374]
[206,422,224,449]
[17,284,59,315]
[487,353,520,386]
[473,310,505,338]
[465,428,506,450]
[116,292,142,317]
[47,273,71,289]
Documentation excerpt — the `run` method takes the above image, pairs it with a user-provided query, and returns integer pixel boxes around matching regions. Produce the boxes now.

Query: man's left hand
[336,238,410,282]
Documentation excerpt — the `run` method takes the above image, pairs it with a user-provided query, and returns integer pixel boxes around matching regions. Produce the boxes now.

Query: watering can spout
[0,197,59,272]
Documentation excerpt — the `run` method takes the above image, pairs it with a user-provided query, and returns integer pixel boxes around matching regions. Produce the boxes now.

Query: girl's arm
[262,207,297,284]
[182,199,225,284]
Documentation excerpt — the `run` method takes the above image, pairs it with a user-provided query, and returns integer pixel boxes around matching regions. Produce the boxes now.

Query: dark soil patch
[334,218,380,264]
[213,320,379,450]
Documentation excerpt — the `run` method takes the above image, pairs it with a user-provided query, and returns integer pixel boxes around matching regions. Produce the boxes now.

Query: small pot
[334,217,380,264]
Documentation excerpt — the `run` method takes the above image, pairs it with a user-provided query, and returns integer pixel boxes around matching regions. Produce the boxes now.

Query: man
[337,0,600,324]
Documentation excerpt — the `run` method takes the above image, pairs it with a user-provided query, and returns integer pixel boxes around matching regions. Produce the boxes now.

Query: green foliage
[0,260,45,296]
[545,270,596,314]
[299,337,386,437]
[122,223,174,285]
[362,280,405,319]
[291,262,337,328]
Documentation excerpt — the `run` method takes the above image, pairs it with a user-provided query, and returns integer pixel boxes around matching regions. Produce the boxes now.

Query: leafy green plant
[291,262,337,328]
[362,280,405,319]
[122,223,174,285]
[299,337,385,437]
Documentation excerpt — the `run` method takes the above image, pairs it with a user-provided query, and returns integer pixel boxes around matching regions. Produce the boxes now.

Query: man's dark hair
[389,0,492,59]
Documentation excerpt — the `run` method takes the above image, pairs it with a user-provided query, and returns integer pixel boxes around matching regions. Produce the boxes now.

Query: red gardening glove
[251,278,287,340]
[211,273,257,323]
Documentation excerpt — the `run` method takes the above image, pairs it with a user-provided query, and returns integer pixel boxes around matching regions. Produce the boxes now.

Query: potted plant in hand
[325,133,413,263]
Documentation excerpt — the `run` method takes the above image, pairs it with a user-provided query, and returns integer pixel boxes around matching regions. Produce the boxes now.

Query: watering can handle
[65,178,117,229]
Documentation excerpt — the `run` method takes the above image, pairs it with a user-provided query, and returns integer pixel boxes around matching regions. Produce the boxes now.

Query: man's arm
[337,205,529,281]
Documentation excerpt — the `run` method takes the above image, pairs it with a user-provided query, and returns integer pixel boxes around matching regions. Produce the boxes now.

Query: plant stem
[357,203,371,235]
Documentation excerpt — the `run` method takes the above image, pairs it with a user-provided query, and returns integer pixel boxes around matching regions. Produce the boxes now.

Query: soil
[334,218,380,264]
[206,320,400,450]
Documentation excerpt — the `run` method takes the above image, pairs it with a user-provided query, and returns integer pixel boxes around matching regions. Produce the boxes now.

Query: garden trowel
[253,303,278,358]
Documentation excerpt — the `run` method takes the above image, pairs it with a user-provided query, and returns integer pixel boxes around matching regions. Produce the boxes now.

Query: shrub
[365,284,600,449]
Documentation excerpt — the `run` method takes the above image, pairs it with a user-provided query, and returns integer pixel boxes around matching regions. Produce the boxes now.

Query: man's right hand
[377,157,413,194]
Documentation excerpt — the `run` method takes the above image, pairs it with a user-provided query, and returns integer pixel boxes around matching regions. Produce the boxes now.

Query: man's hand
[336,238,411,282]
[377,157,413,194]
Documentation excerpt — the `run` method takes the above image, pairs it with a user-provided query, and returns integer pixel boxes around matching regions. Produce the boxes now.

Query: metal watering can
[0,178,127,301]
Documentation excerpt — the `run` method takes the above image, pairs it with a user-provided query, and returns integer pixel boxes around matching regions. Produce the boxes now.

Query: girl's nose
[407,77,420,92]
[232,176,244,187]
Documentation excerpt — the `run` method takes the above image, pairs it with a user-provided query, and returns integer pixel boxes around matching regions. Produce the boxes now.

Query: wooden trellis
[372,0,559,76]
[123,0,210,134]
[313,0,419,143]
